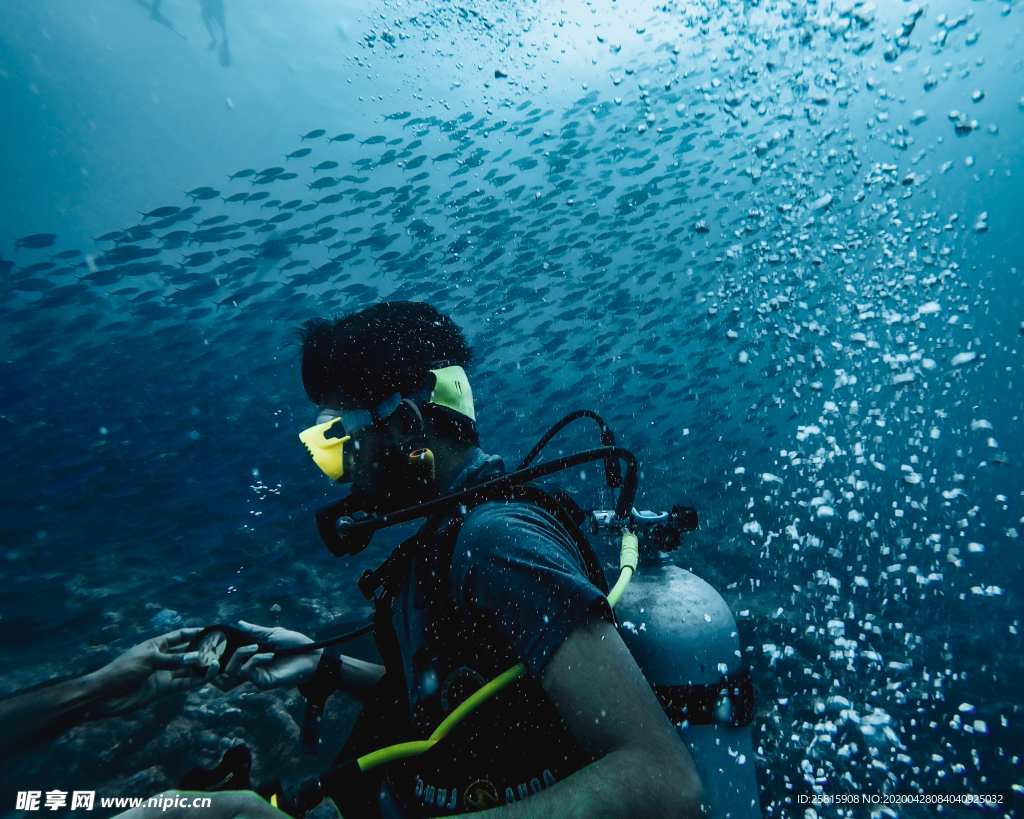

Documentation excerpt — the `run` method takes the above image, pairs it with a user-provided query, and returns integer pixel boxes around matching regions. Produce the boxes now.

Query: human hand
[87,628,206,718]
[205,622,321,692]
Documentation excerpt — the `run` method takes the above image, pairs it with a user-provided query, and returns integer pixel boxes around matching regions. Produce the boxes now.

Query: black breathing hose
[271,621,375,658]
[516,409,623,489]
[322,446,639,558]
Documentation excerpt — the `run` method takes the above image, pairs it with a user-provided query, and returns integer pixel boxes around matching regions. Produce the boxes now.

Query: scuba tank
[613,549,760,818]
[589,506,760,819]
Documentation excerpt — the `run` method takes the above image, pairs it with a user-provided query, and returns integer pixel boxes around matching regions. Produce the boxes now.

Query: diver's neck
[429,441,478,496]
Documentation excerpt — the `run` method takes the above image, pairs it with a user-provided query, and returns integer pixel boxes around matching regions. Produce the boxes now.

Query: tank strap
[651,667,755,728]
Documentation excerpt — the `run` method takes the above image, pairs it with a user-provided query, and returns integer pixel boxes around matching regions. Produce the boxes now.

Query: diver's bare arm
[0,672,109,757]
[467,615,704,819]
[338,656,385,697]
[0,628,202,758]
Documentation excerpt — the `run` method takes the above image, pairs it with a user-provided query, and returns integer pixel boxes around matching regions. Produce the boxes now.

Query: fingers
[238,652,276,688]
[222,644,260,678]
[148,650,203,671]
[202,644,259,690]
[239,652,275,675]
[142,628,201,661]
[239,621,313,648]
[170,627,201,647]
[204,663,241,692]
[154,628,202,648]
[237,621,277,639]
[247,654,320,690]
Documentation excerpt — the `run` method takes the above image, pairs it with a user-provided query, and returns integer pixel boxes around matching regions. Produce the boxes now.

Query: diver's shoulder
[457,499,573,559]
[461,496,558,527]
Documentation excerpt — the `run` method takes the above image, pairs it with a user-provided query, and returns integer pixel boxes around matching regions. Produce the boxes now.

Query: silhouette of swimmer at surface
[133,0,183,36]
[200,0,230,67]
[133,0,230,66]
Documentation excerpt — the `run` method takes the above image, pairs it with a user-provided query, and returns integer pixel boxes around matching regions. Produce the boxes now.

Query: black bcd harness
[180,482,754,817]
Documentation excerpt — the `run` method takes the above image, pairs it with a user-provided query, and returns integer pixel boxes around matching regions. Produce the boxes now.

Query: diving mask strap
[367,392,402,425]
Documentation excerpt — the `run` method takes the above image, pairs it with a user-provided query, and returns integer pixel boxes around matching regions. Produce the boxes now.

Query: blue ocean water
[1,0,1021,815]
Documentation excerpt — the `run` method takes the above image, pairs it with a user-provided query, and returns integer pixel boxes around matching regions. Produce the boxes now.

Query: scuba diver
[298,301,704,817]
[129,301,758,819]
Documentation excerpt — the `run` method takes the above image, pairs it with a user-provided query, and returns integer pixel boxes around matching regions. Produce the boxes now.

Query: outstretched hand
[88,628,206,718]
[205,621,321,691]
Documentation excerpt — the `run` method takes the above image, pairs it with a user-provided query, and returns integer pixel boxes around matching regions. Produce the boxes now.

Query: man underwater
[123,301,704,819]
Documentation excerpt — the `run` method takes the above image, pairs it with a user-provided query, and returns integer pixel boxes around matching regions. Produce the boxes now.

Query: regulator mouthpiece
[409,448,435,485]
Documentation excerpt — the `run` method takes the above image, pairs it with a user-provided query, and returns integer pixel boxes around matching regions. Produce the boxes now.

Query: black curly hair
[299,302,477,444]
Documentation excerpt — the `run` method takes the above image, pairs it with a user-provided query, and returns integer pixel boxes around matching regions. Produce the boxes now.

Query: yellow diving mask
[298,415,350,482]
[298,364,475,481]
